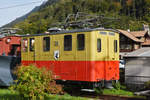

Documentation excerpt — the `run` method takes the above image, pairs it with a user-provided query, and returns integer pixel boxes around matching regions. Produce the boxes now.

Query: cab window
[114,40,117,52]
[77,34,85,50]
[43,37,50,51]
[109,32,115,36]
[64,35,72,51]
[100,32,107,35]
[22,39,28,52]
[97,39,101,52]
[30,38,35,51]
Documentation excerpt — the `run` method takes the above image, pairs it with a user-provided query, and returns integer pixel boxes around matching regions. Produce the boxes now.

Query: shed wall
[125,57,150,85]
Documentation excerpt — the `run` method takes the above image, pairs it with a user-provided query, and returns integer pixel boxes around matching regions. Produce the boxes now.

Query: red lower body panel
[22,61,119,82]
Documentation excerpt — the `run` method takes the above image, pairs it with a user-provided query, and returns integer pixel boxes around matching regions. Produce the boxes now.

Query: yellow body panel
[21,30,119,61]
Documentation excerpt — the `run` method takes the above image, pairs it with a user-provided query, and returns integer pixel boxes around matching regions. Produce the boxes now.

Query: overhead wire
[0,0,45,10]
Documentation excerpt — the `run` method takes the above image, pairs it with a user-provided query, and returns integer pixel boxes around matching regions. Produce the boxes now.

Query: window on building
[30,38,35,51]
[97,39,101,52]
[114,40,117,52]
[64,35,72,51]
[77,34,85,50]
[22,39,28,52]
[43,37,50,51]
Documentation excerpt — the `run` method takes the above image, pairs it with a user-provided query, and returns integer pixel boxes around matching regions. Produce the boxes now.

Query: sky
[0,0,46,27]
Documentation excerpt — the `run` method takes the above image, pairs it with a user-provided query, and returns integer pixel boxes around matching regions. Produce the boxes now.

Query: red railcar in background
[0,36,21,86]
[0,36,21,56]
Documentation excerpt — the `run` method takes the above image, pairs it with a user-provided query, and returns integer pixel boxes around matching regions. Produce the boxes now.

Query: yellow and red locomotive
[21,28,119,86]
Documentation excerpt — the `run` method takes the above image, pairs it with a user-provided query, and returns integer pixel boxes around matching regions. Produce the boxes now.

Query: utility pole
[132,0,136,19]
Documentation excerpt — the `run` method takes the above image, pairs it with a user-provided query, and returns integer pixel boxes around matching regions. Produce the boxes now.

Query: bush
[9,65,63,100]
[112,81,121,90]
[144,81,150,90]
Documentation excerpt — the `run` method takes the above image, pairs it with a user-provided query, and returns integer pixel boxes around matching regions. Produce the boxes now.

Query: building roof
[130,31,147,37]
[118,29,143,42]
[124,47,150,57]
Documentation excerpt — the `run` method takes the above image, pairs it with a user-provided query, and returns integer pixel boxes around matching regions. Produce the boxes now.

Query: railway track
[69,89,146,100]
[81,93,146,100]
[79,94,146,100]
[100,95,145,100]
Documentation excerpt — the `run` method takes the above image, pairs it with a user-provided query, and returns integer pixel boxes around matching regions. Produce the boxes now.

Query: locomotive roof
[22,28,120,37]
[0,34,21,39]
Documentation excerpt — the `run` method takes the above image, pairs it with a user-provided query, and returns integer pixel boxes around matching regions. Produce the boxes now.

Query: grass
[0,89,21,100]
[101,88,146,99]
[46,94,88,100]
[0,89,88,100]
[102,88,134,96]
[0,86,146,100]
[94,82,146,99]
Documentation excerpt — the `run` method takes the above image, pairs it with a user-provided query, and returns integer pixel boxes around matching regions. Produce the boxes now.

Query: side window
[22,39,28,52]
[64,35,72,51]
[43,37,50,51]
[97,39,101,52]
[77,34,85,50]
[114,40,117,52]
[30,38,35,51]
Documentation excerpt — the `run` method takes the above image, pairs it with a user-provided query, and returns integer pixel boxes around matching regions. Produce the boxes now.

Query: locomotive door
[75,34,87,80]
[106,32,115,80]
[61,34,76,80]
[97,32,108,80]
[52,36,61,76]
